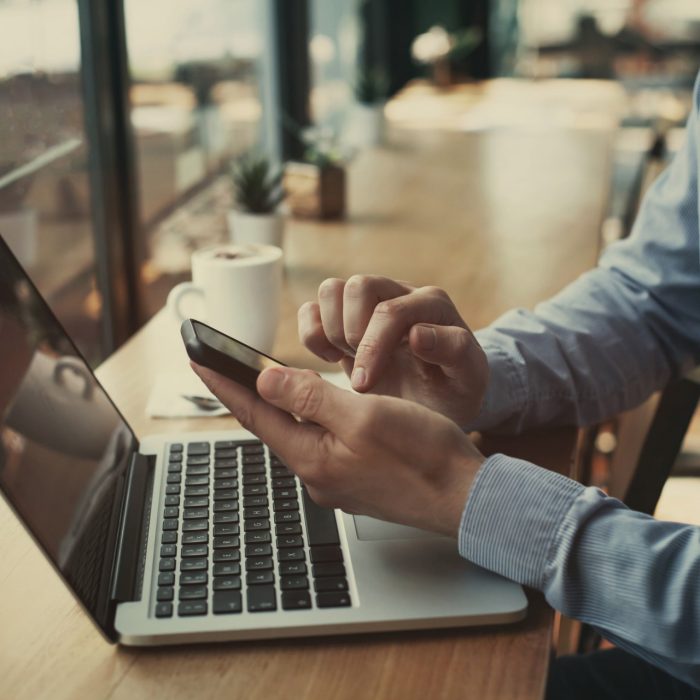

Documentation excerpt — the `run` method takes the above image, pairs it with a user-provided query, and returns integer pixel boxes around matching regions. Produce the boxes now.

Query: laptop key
[272,477,295,489]
[302,487,340,546]
[161,531,177,545]
[180,558,208,572]
[242,474,266,486]
[244,507,269,519]
[247,585,276,612]
[214,501,237,513]
[213,536,240,549]
[213,562,241,576]
[184,496,208,508]
[186,455,210,466]
[271,467,292,478]
[274,511,300,524]
[179,586,207,601]
[309,546,343,563]
[162,518,178,531]
[160,544,176,557]
[166,474,181,485]
[165,495,180,507]
[214,459,238,469]
[170,443,183,452]
[273,500,298,512]
[214,468,237,479]
[277,548,305,562]
[214,440,237,449]
[183,508,208,520]
[187,442,210,455]
[281,576,309,591]
[213,591,243,614]
[273,488,296,500]
[166,485,180,495]
[185,464,209,476]
[213,576,241,591]
[242,463,265,475]
[316,592,351,608]
[213,489,238,501]
[159,558,175,572]
[245,543,272,557]
[178,601,207,616]
[244,519,270,532]
[279,562,307,576]
[158,572,175,586]
[180,571,208,586]
[245,531,271,545]
[276,523,302,536]
[184,486,209,497]
[157,587,174,602]
[246,557,273,571]
[185,476,209,487]
[247,571,274,586]
[215,448,238,459]
[213,549,240,563]
[312,562,346,578]
[213,523,239,536]
[281,591,312,610]
[164,506,179,519]
[181,544,208,558]
[167,463,182,473]
[214,479,237,490]
[314,577,348,592]
[243,495,267,508]
[182,519,208,532]
[243,485,267,497]
[213,512,239,524]
[277,535,303,549]
[155,602,173,618]
[182,532,208,545]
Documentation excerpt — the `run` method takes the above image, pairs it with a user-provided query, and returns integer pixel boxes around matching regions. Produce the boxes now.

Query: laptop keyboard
[153,439,352,618]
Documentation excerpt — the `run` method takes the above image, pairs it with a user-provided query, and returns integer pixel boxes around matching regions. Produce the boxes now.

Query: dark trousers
[546,648,700,700]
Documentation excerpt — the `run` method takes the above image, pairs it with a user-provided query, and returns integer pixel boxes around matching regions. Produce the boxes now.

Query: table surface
[0,116,611,700]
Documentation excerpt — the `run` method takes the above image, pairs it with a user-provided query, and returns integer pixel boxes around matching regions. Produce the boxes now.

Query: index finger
[351,288,459,390]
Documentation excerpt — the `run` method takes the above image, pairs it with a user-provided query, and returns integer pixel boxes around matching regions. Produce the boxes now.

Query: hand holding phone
[180,319,286,394]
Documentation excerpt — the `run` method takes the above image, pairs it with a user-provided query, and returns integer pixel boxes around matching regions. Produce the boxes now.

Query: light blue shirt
[459,74,700,687]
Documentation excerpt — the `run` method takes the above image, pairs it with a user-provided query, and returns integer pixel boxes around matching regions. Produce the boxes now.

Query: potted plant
[283,127,348,220]
[227,153,285,248]
[346,67,389,147]
[0,164,37,267]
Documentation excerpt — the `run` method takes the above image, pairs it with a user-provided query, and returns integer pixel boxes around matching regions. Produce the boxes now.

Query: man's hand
[298,275,489,426]
[192,363,485,537]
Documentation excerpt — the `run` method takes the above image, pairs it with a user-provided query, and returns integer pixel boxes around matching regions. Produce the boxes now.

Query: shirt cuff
[466,335,528,433]
[458,453,585,589]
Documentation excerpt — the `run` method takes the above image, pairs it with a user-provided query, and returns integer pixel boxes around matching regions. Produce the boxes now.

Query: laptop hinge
[110,451,155,603]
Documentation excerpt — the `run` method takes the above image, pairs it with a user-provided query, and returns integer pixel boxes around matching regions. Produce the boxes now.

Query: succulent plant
[230,154,284,215]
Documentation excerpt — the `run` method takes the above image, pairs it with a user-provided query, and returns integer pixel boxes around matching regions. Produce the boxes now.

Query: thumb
[408,323,477,378]
[257,367,357,435]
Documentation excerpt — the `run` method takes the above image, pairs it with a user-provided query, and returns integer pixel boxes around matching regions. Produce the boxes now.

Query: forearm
[459,455,700,687]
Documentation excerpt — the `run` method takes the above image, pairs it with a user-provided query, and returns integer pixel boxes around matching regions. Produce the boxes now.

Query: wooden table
[0,123,611,700]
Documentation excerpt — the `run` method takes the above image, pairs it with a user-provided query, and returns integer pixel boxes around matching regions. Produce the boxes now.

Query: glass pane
[0,0,104,366]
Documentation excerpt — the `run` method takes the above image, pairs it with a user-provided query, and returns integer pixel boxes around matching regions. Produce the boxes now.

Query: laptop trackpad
[353,515,444,541]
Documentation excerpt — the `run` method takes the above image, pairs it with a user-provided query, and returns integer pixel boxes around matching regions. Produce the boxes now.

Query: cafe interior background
[2,0,700,521]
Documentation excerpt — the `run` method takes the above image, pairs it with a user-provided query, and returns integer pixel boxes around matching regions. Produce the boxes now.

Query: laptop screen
[0,238,137,640]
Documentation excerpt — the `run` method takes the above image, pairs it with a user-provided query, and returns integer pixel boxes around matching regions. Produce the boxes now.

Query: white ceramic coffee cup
[167,243,283,353]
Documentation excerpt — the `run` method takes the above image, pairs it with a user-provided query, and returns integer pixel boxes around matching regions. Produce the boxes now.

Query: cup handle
[167,282,204,322]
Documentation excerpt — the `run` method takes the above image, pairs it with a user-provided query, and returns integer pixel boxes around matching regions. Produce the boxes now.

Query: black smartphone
[181,319,286,394]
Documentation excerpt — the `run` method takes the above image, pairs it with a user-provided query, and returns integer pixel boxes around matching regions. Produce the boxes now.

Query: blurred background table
[0,124,610,700]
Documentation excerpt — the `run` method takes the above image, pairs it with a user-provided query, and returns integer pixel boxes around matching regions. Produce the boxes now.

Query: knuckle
[292,378,323,417]
[375,297,404,319]
[356,335,382,361]
[421,285,450,301]
[344,274,374,297]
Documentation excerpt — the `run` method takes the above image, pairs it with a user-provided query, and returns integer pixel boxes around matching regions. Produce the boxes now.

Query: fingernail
[259,368,286,399]
[416,324,436,351]
[351,366,366,389]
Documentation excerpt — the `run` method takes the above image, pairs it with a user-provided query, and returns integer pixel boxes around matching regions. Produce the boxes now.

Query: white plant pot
[345,102,386,148]
[227,210,284,249]
[0,208,38,267]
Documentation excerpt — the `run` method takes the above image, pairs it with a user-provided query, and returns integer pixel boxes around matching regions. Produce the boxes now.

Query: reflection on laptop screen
[0,238,136,627]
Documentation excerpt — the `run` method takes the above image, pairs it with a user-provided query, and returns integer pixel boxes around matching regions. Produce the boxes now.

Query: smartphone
[180,319,286,393]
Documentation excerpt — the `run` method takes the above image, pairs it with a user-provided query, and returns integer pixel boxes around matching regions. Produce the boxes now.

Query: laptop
[0,237,526,646]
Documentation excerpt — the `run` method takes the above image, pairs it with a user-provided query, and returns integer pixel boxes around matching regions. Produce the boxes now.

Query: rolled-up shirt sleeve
[459,454,700,688]
[468,73,700,435]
